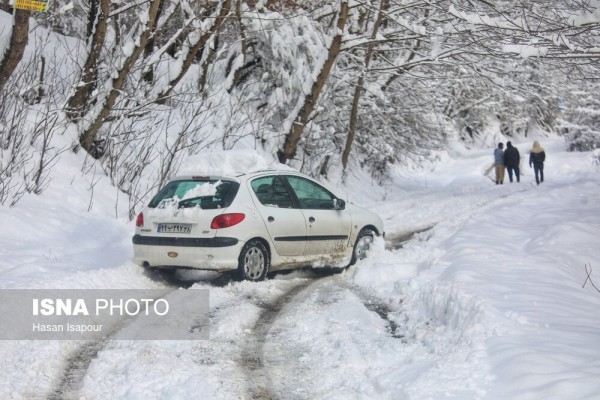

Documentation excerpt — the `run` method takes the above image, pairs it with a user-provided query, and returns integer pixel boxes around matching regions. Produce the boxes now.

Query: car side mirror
[333,198,345,210]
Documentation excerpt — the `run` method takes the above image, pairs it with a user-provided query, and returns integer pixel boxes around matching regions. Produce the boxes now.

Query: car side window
[286,176,335,209]
[251,176,294,208]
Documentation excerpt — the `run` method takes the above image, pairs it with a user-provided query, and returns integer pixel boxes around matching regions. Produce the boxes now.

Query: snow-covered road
[1,138,599,399]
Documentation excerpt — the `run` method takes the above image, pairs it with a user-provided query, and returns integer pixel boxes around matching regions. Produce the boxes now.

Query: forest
[1,0,599,216]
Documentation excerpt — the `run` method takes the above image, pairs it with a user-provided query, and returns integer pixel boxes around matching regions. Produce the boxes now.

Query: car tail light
[136,212,144,227]
[211,213,245,229]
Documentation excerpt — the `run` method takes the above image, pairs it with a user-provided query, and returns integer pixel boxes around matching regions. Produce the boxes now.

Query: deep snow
[1,137,599,399]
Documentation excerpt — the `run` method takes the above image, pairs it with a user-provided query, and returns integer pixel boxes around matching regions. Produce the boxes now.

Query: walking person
[529,141,546,185]
[504,141,520,183]
[494,142,505,184]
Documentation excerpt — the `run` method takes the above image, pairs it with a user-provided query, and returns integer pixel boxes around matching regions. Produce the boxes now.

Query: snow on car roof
[178,149,295,178]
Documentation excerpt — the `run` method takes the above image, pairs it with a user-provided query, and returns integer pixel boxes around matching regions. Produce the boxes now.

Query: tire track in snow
[49,229,421,399]
[238,277,406,399]
[238,230,425,398]
[344,281,406,339]
[47,269,215,400]
[48,338,109,400]
[239,280,315,399]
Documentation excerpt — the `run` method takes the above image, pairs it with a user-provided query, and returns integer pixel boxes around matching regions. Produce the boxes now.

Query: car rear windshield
[148,179,239,210]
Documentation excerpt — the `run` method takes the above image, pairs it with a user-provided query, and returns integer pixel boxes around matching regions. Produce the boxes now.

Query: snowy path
[1,138,599,399]
[37,225,420,400]
[46,229,418,400]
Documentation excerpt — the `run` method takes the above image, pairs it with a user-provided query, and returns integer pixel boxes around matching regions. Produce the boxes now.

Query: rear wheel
[350,228,375,265]
[237,240,269,281]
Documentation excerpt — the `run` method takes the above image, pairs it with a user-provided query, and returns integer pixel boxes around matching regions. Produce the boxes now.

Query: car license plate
[157,223,192,234]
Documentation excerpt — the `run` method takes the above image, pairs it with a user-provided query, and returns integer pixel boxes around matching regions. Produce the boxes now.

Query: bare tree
[341,0,388,171]
[101,114,159,219]
[29,107,64,195]
[64,0,110,120]
[154,0,233,103]
[277,0,349,164]
[224,0,249,92]
[447,0,600,60]
[0,84,30,206]
[79,0,164,157]
[142,0,169,84]
[0,52,67,205]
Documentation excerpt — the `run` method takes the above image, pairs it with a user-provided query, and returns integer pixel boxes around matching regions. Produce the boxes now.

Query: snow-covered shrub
[563,125,600,152]
[0,88,30,206]
[561,93,600,152]
[0,75,64,206]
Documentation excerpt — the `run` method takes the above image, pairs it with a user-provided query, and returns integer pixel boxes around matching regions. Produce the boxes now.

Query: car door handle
[309,217,315,223]
[268,216,275,222]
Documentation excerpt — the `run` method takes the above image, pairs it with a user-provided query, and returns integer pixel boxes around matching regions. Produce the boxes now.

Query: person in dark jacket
[493,142,505,184]
[529,141,546,185]
[503,141,520,183]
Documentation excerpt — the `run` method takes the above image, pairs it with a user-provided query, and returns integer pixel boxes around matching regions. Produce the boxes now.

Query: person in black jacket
[504,141,520,183]
[529,141,546,185]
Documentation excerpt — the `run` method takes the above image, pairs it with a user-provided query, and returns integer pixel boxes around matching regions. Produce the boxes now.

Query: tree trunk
[79,0,163,156]
[199,34,219,92]
[142,0,167,84]
[86,0,99,38]
[65,0,109,120]
[277,1,349,164]
[341,0,387,170]
[0,9,30,91]
[155,0,232,103]
[226,0,248,92]
[34,55,45,104]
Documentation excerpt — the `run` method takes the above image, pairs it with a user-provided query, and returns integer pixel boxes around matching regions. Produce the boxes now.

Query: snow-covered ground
[1,137,599,399]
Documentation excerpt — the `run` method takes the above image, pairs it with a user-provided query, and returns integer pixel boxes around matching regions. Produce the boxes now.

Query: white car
[132,170,384,281]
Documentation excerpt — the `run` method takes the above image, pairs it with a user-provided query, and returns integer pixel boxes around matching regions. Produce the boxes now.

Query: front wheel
[350,228,375,265]
[237,240,269,281]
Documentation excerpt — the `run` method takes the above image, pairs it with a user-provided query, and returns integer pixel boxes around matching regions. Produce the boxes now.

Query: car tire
[237,240,269,281]
[350,228,375,265]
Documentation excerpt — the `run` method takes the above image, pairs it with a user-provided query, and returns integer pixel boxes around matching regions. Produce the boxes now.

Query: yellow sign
[13,0,48,12]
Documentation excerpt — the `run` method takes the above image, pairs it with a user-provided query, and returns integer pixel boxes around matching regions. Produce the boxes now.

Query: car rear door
[284,176,351,256]
[249,176,306,257]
